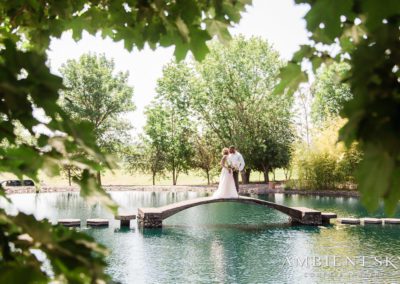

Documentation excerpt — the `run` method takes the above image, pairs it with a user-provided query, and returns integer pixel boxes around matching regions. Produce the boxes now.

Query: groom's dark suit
[232,170,239,192]
[229,151,245,192]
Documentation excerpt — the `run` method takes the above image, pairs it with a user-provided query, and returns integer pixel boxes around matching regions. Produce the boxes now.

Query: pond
[3,191,400,283]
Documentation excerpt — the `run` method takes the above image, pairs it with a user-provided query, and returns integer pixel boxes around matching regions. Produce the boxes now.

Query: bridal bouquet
[227,161,238,172]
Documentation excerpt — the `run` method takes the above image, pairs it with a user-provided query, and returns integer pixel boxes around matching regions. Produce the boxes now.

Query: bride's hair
[222,148,229,156]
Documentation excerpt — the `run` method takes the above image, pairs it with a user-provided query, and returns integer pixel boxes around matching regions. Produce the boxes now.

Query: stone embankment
[3,183,360,198]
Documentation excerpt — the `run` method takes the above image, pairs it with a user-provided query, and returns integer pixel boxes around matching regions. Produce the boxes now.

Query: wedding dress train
[213,167,239,198]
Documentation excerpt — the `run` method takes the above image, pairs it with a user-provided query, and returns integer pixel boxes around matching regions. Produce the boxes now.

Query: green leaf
[205,19,232,43]
[305,0,354,42]
[362,0,400,31]
[273,62,308,96]
[356,145,395,212]
[384,166,400,216]
[292,45,314,62]
[77,170,117,212]
[311,56,323,73]
[175,17,190,42]
[339,36,355,53]
[189,29,211,61]
[0,265,47,284]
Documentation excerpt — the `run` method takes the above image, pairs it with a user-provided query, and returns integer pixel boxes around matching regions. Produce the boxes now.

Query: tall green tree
[61,163,80,186]
[293,86,313,147]
[125,139,167,186]
[153,62,196,185]
[0,1,250,282]
[189,36,294,183]
[144,103,194,186]
[252,121,295,183]
[59,53,135,185]
[311,62,352,125]
[192,130,221,185]
[277,0,400,214]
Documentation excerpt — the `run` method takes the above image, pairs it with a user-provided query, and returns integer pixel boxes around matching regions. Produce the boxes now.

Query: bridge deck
[138,196,323,228]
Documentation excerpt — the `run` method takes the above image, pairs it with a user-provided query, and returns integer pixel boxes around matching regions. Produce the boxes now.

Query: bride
[213,148,239,199]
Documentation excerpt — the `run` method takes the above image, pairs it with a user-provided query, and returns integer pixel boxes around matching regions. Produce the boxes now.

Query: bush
[290,118,361,190]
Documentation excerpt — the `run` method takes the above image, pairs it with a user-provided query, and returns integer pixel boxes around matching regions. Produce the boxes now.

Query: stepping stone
[322,212,337,218]
[383,218,400,224]
[362,218,382,224]
[87,218,109,227]
[321,212,337,224]
[338,218,360,225]
[58,219,81,227]
[115,213,136,227]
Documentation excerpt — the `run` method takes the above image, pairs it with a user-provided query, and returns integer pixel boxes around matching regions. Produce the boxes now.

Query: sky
[47,0,309,135]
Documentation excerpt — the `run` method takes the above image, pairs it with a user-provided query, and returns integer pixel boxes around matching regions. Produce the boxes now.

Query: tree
[250,117,295,183]
[0,1,250,282]
[293,86,313,147]
[192,131,220,185]
[59,53,135,185]
[311,62,352,125]
[188,36,294,183]
[61,163,80,186]
[125,139,166,186]
[144,103,194,186]
[143,142,167,186]
[278,0,400,214]
[153,62,197,185]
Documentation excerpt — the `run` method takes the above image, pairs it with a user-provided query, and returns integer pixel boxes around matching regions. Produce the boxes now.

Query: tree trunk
[246,169,251,183]
[206,170,210,185]
[241,169,251,184]
[152,172,156,186]
[68,168,71,186]
[283,168,291,181]
[97,171,102,186]
[263,166,270,183]
[272,169,276,182]
[172,167,176,186]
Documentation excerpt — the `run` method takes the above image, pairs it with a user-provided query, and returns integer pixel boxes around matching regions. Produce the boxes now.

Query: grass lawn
[0,169,288,187]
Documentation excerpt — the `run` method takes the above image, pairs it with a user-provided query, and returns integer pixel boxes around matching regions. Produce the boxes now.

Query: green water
[4,191,400,283]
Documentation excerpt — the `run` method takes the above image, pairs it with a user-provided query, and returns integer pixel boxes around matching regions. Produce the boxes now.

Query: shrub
[290,118,361,190]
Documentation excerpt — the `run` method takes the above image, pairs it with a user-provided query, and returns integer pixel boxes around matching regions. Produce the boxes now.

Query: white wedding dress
[213,159,239,199]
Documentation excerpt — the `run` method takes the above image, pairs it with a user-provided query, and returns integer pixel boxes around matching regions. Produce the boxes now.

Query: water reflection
[210,240,227,283]
[2,191,400,283]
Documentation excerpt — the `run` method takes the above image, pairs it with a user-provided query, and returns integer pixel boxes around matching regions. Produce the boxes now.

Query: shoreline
[3,184,360,198]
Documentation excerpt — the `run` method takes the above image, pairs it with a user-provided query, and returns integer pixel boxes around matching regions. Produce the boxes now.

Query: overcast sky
[47,0,309,134]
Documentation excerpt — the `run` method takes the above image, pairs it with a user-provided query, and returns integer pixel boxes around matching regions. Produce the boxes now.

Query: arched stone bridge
[138,196,328,228]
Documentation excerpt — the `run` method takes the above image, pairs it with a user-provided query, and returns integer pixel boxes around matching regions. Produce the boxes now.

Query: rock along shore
[3,183,360,198]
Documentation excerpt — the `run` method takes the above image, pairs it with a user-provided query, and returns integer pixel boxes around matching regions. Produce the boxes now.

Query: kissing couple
[213,145,245,199]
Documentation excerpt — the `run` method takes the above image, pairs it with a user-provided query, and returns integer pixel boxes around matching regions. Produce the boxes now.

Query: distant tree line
[59,39,359,189]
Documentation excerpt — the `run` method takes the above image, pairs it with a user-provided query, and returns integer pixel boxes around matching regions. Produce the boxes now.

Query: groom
[228,146,245,192]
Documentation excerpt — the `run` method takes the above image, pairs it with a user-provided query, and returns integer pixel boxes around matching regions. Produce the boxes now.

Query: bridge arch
[161,197,293,220]
[138,196,323,228]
